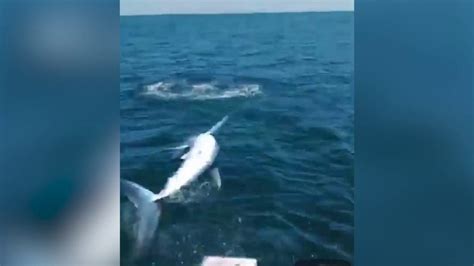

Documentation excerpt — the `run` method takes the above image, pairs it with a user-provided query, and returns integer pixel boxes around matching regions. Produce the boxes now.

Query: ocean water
[120,12,353,266]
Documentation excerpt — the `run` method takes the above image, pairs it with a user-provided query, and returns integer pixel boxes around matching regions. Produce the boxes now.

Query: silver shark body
[153,116,227,201]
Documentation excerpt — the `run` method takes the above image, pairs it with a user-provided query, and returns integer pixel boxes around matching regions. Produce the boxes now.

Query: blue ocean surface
[120,12,353,266]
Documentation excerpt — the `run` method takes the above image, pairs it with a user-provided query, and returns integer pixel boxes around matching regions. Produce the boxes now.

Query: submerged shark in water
[152,115,228,201]
[120,179,161,258]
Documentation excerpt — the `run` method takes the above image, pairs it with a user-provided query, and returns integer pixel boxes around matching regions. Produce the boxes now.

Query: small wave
[142,80,262,101]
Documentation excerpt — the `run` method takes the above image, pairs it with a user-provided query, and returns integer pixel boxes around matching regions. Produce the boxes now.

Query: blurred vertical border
[0,0,119,265]
[355,0,473,265]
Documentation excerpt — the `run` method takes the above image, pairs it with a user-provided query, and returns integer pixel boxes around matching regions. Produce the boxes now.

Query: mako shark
[152,115,228,201]
[120,179,161,258]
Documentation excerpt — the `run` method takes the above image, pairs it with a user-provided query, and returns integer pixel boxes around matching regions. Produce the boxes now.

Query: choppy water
[121,12,353,266]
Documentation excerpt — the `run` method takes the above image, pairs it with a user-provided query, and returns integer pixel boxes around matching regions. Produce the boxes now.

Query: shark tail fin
[120,179,161,258]
[120,179,163,212]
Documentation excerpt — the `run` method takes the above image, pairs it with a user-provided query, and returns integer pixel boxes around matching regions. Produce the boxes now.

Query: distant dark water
[121,12,353,266]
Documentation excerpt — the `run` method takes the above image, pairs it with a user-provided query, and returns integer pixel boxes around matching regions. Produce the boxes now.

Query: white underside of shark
[152,115,228,201]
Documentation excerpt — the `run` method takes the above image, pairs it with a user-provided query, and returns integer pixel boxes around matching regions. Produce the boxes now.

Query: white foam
[143,81,181,99]
[192,83,218,93]
[142,81,262,101]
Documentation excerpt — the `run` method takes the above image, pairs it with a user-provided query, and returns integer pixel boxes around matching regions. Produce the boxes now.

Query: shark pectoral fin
[168,135,197,160]
[180,151,190,160]
[209,167,222,189]
[171,145,189,160]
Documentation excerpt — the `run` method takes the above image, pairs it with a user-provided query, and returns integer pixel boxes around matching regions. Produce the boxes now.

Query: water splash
[164,181,215,204]
[142,79,262,101]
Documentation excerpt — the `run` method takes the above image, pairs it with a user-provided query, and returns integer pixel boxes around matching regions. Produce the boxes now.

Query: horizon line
[120,9,354,17]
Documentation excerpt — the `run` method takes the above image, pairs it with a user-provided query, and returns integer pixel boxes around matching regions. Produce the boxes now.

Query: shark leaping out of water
[152,115,228,201]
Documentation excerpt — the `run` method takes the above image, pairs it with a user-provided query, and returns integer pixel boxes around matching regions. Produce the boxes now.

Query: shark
[152,115,228,201]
